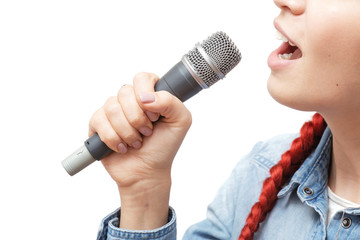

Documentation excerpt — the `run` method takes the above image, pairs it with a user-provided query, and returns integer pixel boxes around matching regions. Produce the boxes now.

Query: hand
[88,72,192,229]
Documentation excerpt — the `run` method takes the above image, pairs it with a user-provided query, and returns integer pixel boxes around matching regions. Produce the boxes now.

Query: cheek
[303,5,360,108]
[306,5,360,85]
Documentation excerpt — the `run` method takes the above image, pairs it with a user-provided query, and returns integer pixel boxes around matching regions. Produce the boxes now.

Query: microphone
[62,31,241,176]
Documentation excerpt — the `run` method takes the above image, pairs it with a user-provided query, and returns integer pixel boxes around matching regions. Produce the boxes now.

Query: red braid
[238,113,327,240]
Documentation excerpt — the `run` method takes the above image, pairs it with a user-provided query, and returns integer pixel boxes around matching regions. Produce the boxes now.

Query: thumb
[139,91,192,127]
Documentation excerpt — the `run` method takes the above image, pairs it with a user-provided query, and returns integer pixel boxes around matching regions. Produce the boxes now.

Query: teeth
[275,31,285,40]
[275,31,288,42]
[289,41,296,47]
[278,53,293,60]
[276,30,296,46]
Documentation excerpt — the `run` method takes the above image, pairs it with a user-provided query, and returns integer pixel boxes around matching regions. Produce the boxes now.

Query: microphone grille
[184,32,241,87]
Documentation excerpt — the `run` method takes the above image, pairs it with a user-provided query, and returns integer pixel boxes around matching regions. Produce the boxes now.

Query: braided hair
[238,113,327,240]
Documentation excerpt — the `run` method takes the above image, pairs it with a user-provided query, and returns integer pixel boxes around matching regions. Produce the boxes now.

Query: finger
[117,84,154,137]
[139,91,192,127]
[103,96,143,149]
[89,107,127,153]
[133,72,161,121]
[145,110,160,122]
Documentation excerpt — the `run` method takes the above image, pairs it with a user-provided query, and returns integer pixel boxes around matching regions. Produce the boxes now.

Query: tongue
[290,48,302,60]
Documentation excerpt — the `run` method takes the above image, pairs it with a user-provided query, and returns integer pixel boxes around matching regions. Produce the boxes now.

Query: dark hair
[238,113,327,240]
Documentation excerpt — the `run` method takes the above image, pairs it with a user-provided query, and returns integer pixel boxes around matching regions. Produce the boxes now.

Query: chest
[233,190,360,240]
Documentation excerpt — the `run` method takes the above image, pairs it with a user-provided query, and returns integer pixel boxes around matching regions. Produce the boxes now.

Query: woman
[95,0,360,239]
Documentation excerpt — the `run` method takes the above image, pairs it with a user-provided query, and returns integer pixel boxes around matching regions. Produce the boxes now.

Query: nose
[273,0,305,15]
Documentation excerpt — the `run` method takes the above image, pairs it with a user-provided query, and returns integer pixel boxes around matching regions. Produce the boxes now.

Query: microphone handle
[62,61,202,176]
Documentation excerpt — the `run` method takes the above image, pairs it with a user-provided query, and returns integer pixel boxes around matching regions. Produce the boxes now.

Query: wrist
[118,176,171,230]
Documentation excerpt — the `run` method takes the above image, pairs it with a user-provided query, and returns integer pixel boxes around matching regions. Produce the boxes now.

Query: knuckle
[127,114,144,128]
[184,110,193,127]
[133,72,148,80]
[117,85,134,104]
[159,91,192,127]
[89,111,102,129]
[117,84,132,95]
[177,105,192,127]
[103,97,121,117]
[133,72,158,84]
[158,90,172,104]
[104,96,116,105]
[162,91,176,107]
[105,103,121,117]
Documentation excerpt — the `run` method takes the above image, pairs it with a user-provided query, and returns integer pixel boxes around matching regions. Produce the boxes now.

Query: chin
[267,74,316,112]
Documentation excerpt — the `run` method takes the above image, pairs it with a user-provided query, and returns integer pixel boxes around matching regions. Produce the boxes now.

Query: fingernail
[139,92,155,103]
[117,143,128,154]
[132,140,142,149]
[146,111,159,122]
[139,127,152,137]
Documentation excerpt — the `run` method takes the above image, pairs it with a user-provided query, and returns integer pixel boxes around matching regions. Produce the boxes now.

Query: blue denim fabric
[97,207,176,240]
[97,127,360,239]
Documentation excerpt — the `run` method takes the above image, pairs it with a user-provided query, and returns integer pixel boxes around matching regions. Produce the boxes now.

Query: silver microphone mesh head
[184,32,241,88]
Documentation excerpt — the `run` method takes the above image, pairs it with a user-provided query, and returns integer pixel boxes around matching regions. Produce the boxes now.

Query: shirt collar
[278,127,332,199]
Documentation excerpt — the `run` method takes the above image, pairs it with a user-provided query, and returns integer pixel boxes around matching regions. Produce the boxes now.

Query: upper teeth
[276,30,296,46]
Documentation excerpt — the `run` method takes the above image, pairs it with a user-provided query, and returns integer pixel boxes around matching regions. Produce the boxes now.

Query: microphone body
[62,32,241,176]
[62,61,202,176]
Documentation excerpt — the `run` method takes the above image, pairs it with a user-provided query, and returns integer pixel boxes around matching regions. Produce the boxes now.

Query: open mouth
[276,31,302,60]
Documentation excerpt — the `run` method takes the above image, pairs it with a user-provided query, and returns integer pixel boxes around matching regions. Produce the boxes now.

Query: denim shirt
[97,127,360,239]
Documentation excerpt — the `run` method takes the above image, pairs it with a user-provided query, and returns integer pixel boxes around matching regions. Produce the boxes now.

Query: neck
[324,112,360,204]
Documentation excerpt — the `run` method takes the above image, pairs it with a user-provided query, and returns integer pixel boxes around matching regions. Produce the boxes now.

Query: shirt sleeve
[96,207,177,240]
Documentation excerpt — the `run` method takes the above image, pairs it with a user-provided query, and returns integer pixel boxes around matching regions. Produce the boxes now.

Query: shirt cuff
[97,207,176,240]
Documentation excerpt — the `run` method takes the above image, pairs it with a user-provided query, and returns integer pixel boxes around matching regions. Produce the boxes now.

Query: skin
[89,73,192,229]
[268,0,360,203]
[89,0,360,231]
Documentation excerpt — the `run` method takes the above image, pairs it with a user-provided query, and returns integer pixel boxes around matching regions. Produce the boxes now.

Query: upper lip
[274,20,298,47]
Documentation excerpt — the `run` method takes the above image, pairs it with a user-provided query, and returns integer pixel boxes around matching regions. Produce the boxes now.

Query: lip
[268,20,301,70]
[274,21,297,47]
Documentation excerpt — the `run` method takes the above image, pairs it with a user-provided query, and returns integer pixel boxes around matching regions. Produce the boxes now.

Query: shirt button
[342,217,352,229]
[303,187,314,196]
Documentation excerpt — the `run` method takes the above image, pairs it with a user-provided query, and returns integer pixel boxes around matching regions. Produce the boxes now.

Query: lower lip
[267,42,301,70]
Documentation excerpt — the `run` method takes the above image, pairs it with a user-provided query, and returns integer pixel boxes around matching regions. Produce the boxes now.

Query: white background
[0,1,314,239]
